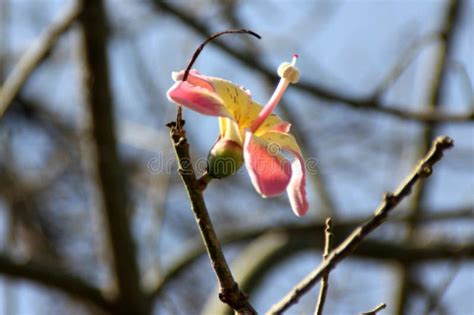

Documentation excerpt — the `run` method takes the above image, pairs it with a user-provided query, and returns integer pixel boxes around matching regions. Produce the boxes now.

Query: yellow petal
[257,130,303,156]
[209,77,252,122]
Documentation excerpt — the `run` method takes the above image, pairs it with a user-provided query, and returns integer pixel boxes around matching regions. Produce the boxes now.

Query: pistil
[250,54,300,133]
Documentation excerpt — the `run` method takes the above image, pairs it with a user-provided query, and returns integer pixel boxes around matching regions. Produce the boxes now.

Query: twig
[266,136,454,314]
[360,303,387,315]
[78,1,148,314]
[0,254,114,313]
[314,218,333,315]
[152,1,474,123]
[0,0,81,118]
[182,29,260,82]
[146,206,473,301]
[167,122,256,314]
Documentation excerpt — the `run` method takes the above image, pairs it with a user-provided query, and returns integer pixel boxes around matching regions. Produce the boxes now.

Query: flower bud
[207,138,244,179]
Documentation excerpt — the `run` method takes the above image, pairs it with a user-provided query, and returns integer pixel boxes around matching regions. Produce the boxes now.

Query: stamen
[250,55,300,133]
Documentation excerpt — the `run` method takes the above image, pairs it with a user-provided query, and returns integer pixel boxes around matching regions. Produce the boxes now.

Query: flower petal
[210,77,253,121]
[167,81,232,117]
[258,131,308,216]
[244,130,292,197]
[172,69,215,91]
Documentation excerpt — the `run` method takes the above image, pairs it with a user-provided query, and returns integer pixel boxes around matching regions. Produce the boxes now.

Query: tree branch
[0,254,114,313]
[0,0,81,118]
[167,121,256,314]
[78,1,147,313]
[152,0,474,123]
[266,136,454,314]
[146,207,473,301]
[314,218,333,315]
[397,1,464,313]
[360,303,387,315]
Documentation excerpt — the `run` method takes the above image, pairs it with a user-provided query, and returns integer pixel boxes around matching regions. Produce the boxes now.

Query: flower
[167,55,308,216]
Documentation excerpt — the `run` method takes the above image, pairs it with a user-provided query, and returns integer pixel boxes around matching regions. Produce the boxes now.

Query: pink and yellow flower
[167,55,309,217]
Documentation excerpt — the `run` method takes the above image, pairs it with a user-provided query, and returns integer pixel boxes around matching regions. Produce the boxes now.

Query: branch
[0,0,81,118]
[360,303,387,315]
[146,209,473,301]
[266,136,454,314]
[152,1,474,123]
[314,218,333,315]
[0,254,114,313]
[397,1,464,312]
[79,1,147,313]
[167,122,256,314]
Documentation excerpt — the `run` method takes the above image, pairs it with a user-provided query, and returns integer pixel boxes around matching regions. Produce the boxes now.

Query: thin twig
[0,0,81,118]
[152,0,474,123]
[360,303,387,315]
[146,217,474,302]
[167,122,256,314]
[266,136,454,315]
[182,29,260,81]
[314,218,333,315]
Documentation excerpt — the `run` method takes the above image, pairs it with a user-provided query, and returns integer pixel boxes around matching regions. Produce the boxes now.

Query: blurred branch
[167,121,256,314]
[397,1,464,313]
[314,218,333,315]
[151,0,474,123]
[450,60,474,107]
[267,136,454,314]
[146,207,473,301]
[78,0,148,314]
[373,32,441,98]
[0,0,81,118]
[0,253,114,313]
[422,262,461,315]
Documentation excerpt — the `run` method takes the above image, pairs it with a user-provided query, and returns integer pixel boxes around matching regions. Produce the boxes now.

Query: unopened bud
[207,139,244,179]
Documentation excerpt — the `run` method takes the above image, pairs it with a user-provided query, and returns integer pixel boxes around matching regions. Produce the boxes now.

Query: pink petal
[167,81,231,117]
[256,131,308,216]
[243,130,292,197]
[172,69,214,91]
[287,152,308,216]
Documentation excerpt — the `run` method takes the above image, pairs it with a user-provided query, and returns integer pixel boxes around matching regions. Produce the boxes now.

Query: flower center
[250,54,300,133]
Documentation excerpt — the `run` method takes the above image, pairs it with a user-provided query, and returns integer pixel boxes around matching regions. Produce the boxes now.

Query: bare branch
[0,0,81,118]
[167,122,256,314]
[146,208,473,301]
[0,253,114,313]
[314,218,333,315]
[152,1,474,123]
[266,136,454,314]
[360,303,387,315]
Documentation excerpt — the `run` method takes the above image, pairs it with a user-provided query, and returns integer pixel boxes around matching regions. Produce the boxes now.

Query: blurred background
[0,0,473,314]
